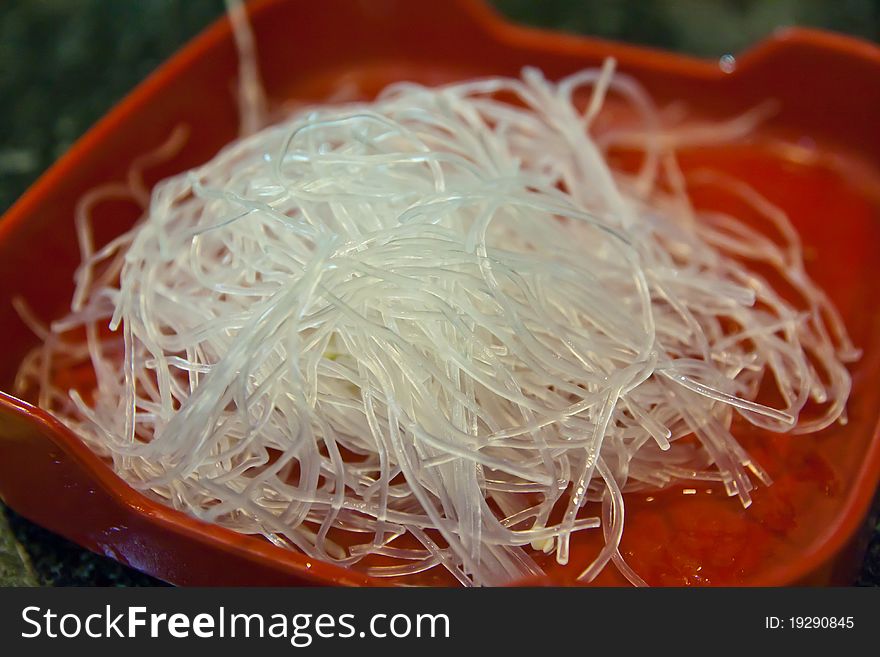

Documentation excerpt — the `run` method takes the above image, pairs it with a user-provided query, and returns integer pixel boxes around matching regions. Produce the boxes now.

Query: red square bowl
[1,0,879,586]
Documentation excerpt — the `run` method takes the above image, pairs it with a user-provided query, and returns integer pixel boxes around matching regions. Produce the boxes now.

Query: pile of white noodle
[16,60,857,586]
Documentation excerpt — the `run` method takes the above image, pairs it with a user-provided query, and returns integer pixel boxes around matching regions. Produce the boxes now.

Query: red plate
[1,0,879,586]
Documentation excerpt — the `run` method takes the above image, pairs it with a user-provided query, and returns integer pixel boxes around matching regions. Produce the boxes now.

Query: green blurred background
[0,0,878,586]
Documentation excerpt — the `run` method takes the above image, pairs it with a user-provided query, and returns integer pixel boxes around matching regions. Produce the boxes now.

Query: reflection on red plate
[0,0,879,586]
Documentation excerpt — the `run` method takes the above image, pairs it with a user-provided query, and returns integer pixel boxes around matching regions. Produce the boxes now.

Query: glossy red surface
[1,0,879,586]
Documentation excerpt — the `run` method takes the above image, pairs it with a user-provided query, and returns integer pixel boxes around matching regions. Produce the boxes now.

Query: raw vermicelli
[16,60,856,586]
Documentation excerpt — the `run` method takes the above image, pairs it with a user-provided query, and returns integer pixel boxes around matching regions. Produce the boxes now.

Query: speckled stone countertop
[0,0,878,587]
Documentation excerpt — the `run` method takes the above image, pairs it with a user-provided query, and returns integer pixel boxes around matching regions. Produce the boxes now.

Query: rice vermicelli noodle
[15,57,857,586]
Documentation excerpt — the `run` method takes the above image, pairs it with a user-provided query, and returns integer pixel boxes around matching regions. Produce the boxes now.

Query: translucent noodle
[16,59,856,586]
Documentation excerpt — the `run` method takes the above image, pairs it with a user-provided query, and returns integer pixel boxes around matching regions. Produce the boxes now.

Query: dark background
[0,0,878,586]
